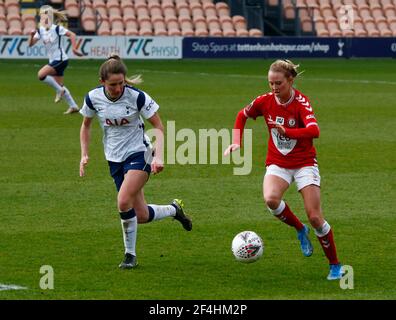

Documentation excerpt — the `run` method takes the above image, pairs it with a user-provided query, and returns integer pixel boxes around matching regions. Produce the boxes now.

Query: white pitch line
[0,283,28,291]
[134,69,396,85]
[1,62,395,86]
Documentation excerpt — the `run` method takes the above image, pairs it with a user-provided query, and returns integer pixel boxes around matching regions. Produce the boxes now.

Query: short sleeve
[244,96,265,120]
[297,96,319,128]
[138,92,160,120]
[33,30,40,40]
[79,94,96,118]
[57,25,68,36]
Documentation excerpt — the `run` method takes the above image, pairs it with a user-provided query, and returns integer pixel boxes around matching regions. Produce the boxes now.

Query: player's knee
[308,214,322,229]
[118,197,132,213]
[264,196,281,210]
[38,73,46,81]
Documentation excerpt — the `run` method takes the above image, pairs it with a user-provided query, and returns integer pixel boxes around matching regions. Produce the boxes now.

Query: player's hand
[151,157,164,175]
[72,48,84,57]
[30,29,36,37]
[80,155,89,177]
[224,144,240,156]
[268,121,286,135]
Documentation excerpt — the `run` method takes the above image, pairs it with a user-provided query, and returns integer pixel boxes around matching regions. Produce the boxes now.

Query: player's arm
[271,100,320,139]
[147,112,164,174]
[224,109,248,156]
[271,122,319,139]
[224,97,263,156]
[65,30,83,57]
[28,30,39,47]
[79,116,93,177]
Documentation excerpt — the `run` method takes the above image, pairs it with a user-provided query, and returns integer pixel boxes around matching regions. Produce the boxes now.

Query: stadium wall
[0,36,395,59]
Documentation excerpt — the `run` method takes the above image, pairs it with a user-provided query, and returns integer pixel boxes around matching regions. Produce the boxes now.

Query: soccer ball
[231,231,264,263]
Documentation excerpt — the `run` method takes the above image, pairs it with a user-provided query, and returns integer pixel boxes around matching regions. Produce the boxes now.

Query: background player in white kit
[79,55,192,269]
[28,5,82,114]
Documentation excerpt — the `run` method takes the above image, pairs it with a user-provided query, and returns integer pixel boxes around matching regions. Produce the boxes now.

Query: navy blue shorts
[108,152,151,192]
[48,60,68,76]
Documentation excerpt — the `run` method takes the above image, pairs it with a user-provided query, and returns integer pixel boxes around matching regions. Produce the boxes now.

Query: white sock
[63,87,78,109]
[314,221,331,237]
[42,75,63,92]
[121,216,137,255]
[148,204,176,221]
[267,200,286,216]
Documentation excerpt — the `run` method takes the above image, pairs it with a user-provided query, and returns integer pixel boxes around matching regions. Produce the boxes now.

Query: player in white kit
[28,5,82,114]
[79,55,192,269]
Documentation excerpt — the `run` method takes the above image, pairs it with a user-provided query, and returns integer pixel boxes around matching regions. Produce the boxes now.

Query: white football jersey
[34,24,68,62]
[80,85,159,162]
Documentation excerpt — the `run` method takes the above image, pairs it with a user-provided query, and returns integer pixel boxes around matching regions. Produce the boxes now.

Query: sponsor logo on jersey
[275,116,284,125]
[146,100,154,111]
[105,118,130,126]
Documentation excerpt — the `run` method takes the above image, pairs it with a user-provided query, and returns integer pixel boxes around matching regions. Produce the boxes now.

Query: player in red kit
[224,59,344,280]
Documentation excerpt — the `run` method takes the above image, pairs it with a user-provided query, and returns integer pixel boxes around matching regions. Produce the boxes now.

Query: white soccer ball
[231,231,264,263]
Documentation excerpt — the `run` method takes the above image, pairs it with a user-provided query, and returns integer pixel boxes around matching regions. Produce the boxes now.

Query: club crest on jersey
[288,118,296,127]
[105,118,130,126]
[125,106,133,114]
[275,116,284,125]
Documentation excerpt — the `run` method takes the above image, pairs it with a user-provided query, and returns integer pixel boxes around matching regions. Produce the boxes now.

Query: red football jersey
[244,89,319,169]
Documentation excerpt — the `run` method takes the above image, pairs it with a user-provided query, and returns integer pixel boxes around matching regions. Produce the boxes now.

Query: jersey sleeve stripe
[136,91,146,111]
[306,122,318,127]
[85,94,96,111]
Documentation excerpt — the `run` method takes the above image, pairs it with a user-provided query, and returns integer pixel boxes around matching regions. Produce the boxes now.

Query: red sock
[317,229,339,265]
[275,203,304,231]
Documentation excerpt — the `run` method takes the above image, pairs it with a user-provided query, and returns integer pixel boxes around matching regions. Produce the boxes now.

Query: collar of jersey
[274,89,295,107]
[103,86,125,103]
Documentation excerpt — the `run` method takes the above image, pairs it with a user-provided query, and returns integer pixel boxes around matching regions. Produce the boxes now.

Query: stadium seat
[135,0,148,9]
[111,20,124,36]
[236,28,249,37]
[305,0,318,8]
[120,0,133,10]
[107,0,120,10]
[377,21,392,36]
[216,2,230,17]
[315,21,329,36]
[82,18,96,33]
[154,21,167,36]
[355,0,369,10]
[21,12,36,33]
[8,19,22,35]
[248,28,263,37]
[97,19,111,35]
[232,15,246,29]
[268,0,279,6]
[0,19,7,35]
[125,20,138,35]
[4,0,20,7]
[380,0,395,10]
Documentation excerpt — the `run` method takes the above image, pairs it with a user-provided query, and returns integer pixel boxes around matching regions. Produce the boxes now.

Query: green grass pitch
[0,58,395,299]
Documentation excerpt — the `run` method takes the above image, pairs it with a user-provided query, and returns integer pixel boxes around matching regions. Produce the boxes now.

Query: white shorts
[265,164,321,191]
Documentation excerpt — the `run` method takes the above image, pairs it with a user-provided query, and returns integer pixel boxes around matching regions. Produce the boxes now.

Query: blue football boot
[297,224,313,257]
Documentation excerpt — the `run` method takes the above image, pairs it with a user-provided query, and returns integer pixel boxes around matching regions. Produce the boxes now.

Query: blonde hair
[39,5,68,24]
[99,54,143,86]
[269,59,304,79]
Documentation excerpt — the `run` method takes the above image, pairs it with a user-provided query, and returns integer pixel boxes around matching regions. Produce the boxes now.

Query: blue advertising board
[183,37,396,58]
